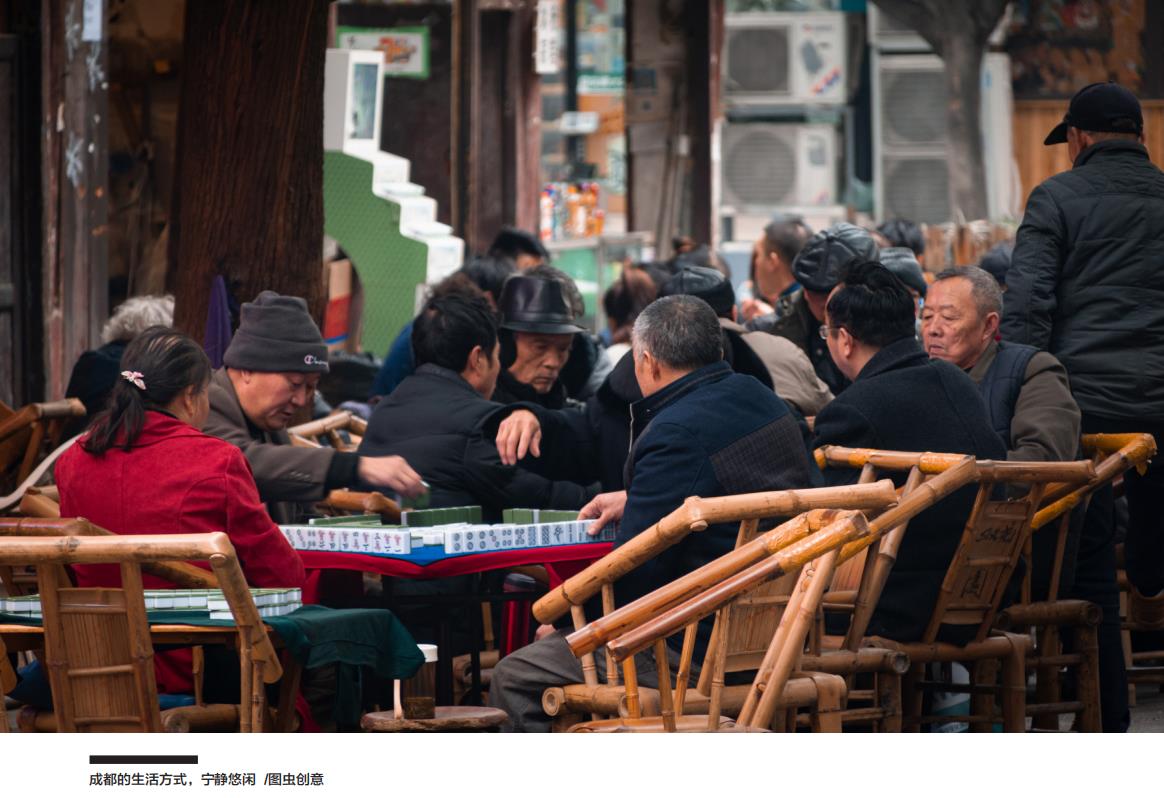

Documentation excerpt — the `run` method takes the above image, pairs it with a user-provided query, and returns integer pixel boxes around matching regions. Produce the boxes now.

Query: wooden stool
[360,706,508,732]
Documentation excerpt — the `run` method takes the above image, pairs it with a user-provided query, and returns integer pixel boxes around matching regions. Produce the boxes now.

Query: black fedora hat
[499,275,586,335]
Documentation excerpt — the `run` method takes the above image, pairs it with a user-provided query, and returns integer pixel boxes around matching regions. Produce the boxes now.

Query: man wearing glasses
[206,291,426,524]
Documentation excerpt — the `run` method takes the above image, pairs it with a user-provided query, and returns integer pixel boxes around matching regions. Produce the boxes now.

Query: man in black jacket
[489,295,820,731]
[748,223,879,395]
[358,290,597,520]
[1002,82,1164,656]
[814,262,1006,643]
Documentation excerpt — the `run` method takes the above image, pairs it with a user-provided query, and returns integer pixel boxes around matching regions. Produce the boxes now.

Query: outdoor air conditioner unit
[720,123,839,211]
[723,12,846,107]
[872,52,1018,223]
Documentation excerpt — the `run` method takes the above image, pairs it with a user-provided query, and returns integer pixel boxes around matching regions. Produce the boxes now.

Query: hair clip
[120,370,147,391]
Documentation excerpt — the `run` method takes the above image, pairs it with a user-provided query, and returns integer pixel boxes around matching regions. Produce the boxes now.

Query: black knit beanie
[223,290,329,373]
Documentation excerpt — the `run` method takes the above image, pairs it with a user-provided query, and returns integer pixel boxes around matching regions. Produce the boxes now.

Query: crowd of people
[10,80,1161,734]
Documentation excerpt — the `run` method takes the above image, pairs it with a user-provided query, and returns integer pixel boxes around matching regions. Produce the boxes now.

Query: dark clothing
[977,341,1038,447]
[617,361,821,625]
[358,364,597,520]
[584,351,641,491]
[1002,139,1164,422]
[748,290,850,395]
[63,340,128,437]
[813,338,1006,642]
[370,320,415,399]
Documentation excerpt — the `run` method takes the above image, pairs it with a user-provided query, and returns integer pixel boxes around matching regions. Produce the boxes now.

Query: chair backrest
[289,411,366,452]
[318,489,401,524]
[534,482,897,710]
[0,533,282,733]
[0,399,86,489]
[816,447,1096,646]
[0,518,220,590]
[1021,433,1158,604]
[602,512,867,730]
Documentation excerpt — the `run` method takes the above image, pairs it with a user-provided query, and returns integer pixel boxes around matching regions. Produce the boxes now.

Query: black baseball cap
[1044,81,1143,145]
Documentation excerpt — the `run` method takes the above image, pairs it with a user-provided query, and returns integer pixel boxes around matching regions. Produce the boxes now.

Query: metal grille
[883,156,950,224]
[725,27,790,95]
[722,125,797,207]
[881,67,947,147]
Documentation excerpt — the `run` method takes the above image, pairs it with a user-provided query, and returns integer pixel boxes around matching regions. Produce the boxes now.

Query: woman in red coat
[55,326,305,693]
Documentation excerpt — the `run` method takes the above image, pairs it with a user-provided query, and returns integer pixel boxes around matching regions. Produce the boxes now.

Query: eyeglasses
[818,325,841,340]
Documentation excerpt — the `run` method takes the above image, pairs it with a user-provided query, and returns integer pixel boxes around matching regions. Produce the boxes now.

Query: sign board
[336,26,430,80]
[535,0,562,75]
[559,111,600,135]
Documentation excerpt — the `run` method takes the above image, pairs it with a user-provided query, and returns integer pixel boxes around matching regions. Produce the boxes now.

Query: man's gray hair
[631,295,723,371]
[933,266,1003,320]
[101,295,176,344]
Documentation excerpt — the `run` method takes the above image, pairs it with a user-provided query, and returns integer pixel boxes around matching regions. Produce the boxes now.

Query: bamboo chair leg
[808,673,845,733]
[192,646,205,707]
[706,608,732,732]
[601,584,620,687]
[902,665,924,733]
[876,672,902,733]
[1075,624,1102,733]
[1032,626,1061,731]
[571,605,601,721]
[673,622,697,720]
[654,640,676,732]
[1000,635,1027,733]
[967,659,998,733]
[622,660,641,719]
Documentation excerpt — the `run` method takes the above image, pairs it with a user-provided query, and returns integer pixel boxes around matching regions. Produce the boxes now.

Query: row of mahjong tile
[279,520,617,556]
[0,588,302,616]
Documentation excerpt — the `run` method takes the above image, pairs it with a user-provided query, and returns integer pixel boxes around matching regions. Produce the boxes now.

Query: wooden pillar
[41,0,109,400]
[169,0,329,341]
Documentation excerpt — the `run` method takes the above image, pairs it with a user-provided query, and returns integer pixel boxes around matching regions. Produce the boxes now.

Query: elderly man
[489,295,820,731]
[359,287,597,520]
[205,290,426,524]
[814,262,1005,643]
[749,222,878,395]
[1002,82,1164,602]
[925,266,1127,733]
[490,274,587,409]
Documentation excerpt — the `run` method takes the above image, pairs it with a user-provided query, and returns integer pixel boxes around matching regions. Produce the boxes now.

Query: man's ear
[983,311,1001,340]
[467,344,484,374]
[837,327,855,359]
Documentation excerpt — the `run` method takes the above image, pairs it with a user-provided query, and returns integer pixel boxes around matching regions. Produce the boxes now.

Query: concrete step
[374,180,425,198]
[370,151,410,185]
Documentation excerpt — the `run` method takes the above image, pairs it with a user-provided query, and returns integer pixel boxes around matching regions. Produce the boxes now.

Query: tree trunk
[169,0,329,341]
[940,32,988,221]
[871,0,1009,223]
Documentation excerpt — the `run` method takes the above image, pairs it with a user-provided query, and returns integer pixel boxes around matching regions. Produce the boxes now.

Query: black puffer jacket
[1001,140,1164,421]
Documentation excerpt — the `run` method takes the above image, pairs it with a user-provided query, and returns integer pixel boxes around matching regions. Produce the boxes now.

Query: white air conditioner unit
[720,123,839,211]
[723,12,846,107]
[872,52,1018,223]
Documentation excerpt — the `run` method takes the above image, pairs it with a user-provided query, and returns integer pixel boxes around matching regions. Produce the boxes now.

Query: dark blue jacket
[617,361,821,619]
[813,337,1006,642]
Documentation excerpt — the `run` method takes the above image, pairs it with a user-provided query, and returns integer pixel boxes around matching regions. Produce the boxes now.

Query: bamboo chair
[815,447,1096,732]
[316,489,402,524]
[567,511,872,732]
[289,411,366,452]
[0,533,281,732]
[0,399,85,491]
[994,432,1156,731]
[0,635,14,733]
[530,481,900,728]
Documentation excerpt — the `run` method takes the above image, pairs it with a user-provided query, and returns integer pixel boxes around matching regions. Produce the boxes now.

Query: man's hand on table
[579,490,627,537]
[495,409,542,466]
[357,455,427,497]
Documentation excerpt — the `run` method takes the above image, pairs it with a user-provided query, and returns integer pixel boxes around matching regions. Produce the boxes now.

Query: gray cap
[223,290,329,373]
[879,247,928,298]
[792,222,879,293]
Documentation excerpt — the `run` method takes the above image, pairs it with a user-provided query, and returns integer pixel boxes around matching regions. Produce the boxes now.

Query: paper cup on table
[397,643,438,719]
